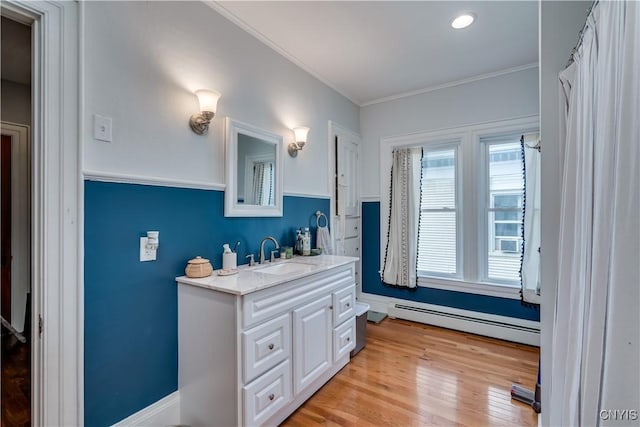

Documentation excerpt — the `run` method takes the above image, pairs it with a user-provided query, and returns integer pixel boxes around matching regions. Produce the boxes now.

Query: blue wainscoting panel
[84,180,329,426]
[361,201,539,322]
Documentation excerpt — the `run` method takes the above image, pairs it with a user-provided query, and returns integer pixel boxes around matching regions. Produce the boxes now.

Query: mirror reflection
[237,134,276,206]
[224,117,283,217]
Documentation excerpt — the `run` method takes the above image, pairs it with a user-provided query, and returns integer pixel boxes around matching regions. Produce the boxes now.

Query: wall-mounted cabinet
[331,122,362,295]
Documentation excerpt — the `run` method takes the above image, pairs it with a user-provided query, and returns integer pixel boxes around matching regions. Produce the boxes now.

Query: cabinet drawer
[344,217,359,238]
[243,360,292,426]
[333,317,355,362]
[243,265,354,329]
[343,237,359,257]
[242,313,291,383]
[332,285,355,326]
[334,217,359,239]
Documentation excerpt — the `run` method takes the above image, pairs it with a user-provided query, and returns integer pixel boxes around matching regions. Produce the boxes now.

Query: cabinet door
[293,295,332,394]
[337,136,359,217]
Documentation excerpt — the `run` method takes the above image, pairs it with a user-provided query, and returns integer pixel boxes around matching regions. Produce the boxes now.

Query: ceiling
[1,16,31,86]
[215,1,538,106]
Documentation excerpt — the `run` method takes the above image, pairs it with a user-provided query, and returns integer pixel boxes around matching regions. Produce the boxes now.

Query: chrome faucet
[259,236,280,264]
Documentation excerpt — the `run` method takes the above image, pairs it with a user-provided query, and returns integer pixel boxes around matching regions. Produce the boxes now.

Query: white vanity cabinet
[177,257,357,427]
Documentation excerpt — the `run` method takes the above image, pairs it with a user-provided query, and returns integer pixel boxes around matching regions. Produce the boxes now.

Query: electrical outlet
[140,237,157,262]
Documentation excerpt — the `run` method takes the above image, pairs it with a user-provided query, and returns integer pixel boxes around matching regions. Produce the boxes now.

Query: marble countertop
[176,254,359,296]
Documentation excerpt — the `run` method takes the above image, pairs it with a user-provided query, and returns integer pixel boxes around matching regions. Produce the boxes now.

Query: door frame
[1,2,81,426]
[0,122,30,333]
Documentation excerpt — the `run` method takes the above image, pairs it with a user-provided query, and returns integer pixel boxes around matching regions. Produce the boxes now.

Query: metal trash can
[350,302,370,357]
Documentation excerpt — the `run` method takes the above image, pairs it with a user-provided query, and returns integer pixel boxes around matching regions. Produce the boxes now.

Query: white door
[292,295,332,394]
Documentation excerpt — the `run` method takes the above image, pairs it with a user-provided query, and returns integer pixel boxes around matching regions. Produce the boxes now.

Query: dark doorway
[1,15,32,427]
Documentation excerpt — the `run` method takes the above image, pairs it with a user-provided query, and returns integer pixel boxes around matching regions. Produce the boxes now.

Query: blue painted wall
[84,180,329,426]
[361,201,539,322]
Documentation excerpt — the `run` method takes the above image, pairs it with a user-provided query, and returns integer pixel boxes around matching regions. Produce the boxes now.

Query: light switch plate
[140,237,157,262]
[94,114,113,142]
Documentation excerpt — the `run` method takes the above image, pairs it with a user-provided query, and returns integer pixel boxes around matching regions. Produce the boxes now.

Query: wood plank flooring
[281,318,539,427]
[1,335,30,427]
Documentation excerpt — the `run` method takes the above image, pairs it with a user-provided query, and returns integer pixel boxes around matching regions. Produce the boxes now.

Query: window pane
[418,211,456,275]
[493,194,521,208]
[495,210,519,221]
[422,149,456,209]
[486,141,524,284]
[489,143,523,195]
[495,223,520,237]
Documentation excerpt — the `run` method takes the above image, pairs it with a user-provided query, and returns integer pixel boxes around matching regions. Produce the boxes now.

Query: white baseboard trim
[83,169,226,191]
[111,391,180,427]
[358,292,540,346]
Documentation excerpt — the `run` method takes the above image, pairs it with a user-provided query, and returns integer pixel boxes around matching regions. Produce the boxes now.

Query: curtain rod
[566,0,600,67]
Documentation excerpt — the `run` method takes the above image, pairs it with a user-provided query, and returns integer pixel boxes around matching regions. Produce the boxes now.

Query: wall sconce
[288,126,310,157]
[189,89,221,135]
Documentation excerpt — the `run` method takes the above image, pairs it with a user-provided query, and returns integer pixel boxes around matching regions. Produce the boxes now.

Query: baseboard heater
[388,303,540,346]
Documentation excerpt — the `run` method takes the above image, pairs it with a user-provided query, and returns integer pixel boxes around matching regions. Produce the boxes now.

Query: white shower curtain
[382,147,422,288]
[521,134,541,305]
[551,2,639,425]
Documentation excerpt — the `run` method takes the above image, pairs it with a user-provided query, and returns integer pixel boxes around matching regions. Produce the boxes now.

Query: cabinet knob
[329,305,333,310]
[346,337,351,342]
[346,302,351,307]
[268,343,274,350]
[268,394,275,401]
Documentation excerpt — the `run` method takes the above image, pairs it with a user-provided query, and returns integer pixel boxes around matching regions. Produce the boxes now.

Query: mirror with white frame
[225,117,283,217]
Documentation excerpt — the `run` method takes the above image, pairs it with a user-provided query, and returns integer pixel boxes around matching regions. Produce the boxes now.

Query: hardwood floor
[1,335,30,427]
[282,318,539,427]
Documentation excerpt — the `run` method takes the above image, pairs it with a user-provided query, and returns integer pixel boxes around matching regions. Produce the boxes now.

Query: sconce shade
[288,126,310,157]
[190,89,221,135]
[196,89,221,114]
[293,126,310,145]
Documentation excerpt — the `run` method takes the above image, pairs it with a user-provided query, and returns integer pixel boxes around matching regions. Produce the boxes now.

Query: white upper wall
[83,1,359,197]
[359,67,539,197]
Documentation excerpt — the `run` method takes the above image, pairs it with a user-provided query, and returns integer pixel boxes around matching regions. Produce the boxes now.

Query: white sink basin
[254,262,315,276]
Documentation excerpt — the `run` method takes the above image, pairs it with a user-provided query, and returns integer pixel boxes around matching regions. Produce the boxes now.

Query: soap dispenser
[302,227,311,256]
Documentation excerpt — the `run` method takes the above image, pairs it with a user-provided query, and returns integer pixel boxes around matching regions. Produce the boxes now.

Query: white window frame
[380,116,538,300]
[417,139,463,280]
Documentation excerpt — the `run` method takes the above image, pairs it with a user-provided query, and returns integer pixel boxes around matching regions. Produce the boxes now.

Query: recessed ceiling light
[451,13,476,29]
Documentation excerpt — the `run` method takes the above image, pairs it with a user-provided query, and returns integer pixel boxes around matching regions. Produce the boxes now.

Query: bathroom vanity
[176,255,358,426]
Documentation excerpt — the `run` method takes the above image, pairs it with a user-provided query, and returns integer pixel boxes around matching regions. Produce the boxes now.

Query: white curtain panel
[252,163,265,205]
[382,147,422,288]
[552,2,639,425]
[522,135,541,304]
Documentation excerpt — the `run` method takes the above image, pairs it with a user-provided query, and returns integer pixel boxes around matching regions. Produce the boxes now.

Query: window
[484,141,524,285]
[383,117,538,299]
[417,144,459,278]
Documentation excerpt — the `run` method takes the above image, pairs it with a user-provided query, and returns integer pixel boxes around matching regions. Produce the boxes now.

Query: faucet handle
[270,250,279,263]
[246,254,255,267]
